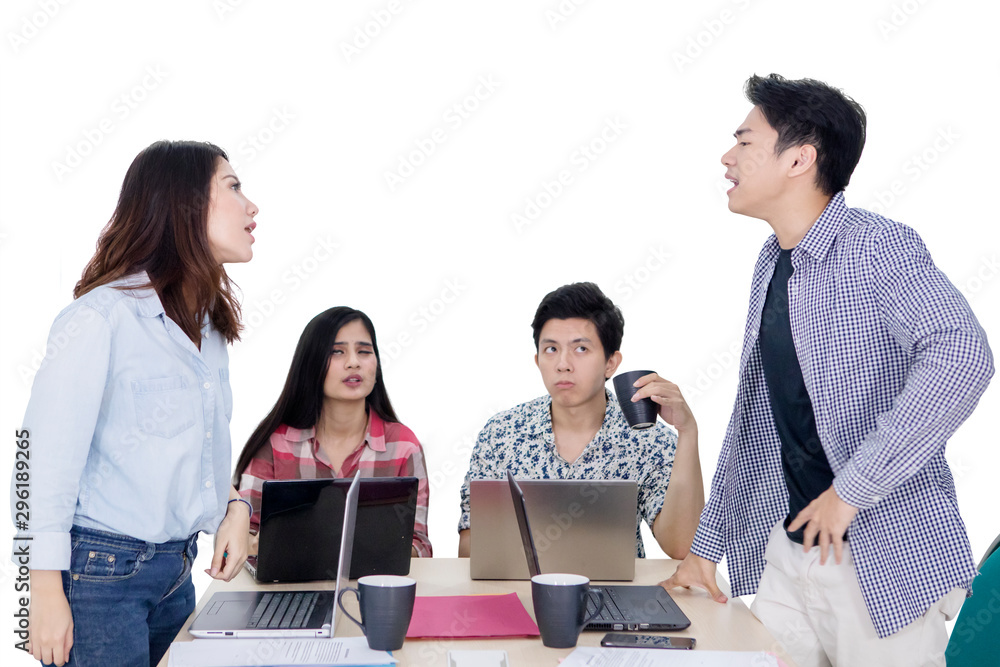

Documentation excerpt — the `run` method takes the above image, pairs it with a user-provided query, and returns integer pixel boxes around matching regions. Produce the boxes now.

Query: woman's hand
[207,490,251,581]
[28,570,74,666]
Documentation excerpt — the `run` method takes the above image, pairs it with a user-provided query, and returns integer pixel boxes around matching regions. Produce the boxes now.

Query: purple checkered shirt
[690,192,994,637]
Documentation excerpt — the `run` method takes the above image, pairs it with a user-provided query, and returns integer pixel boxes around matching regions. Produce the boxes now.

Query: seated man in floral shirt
[458,281,704,558]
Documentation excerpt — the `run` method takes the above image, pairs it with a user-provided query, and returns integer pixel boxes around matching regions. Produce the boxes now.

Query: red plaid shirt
[238,412,432,557]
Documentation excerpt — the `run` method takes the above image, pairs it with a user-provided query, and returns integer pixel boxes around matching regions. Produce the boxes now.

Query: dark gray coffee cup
[338,575,416,651]
[531,573,605,648]
[613,370,658,429]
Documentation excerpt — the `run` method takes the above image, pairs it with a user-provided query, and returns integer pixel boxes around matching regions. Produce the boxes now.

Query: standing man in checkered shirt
[662,74,994,666]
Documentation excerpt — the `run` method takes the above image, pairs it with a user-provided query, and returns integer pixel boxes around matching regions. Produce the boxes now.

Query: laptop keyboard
[587,587,632,622]
[247,592,319,629]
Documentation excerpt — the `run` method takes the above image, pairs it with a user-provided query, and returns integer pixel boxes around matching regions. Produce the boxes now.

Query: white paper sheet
[559,647,780,667]
[167,637,397,666]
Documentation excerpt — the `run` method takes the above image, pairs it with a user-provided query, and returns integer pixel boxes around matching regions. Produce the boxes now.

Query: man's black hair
[744,73,867,196]
[531,282,624,360]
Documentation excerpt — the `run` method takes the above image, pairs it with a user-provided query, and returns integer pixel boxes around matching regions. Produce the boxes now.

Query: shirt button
[204,382,212,389]
[205,480,214,489]
[206,431,213,439]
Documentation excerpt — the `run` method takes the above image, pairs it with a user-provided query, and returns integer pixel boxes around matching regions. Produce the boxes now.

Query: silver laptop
[508,471,690,632]
[469,478,637,580]
[189,472,360,638]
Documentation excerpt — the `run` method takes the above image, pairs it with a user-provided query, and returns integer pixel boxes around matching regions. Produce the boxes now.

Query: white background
[1,0,998,663]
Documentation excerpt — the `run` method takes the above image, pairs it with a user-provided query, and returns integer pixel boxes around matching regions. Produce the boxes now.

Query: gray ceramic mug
[613,370,659,429]
[338,575,416,651]
[531,573,606,648]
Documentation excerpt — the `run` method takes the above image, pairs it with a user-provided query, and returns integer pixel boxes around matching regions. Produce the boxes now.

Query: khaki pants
[751,522,965,667]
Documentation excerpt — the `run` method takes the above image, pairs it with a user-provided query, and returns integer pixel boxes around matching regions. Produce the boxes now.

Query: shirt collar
[111,271,166,319]
[282,411,385,453]
[524,395,554,438]
[278,425,313,444]
[365,411,387,452]
[116,272,214,338]
[794,191,849,263]
[525,389,616,441]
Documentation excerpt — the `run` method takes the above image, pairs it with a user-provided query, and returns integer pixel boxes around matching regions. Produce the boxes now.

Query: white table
[159,558,794,666]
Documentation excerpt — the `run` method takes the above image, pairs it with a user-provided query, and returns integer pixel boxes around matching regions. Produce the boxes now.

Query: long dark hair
[233,307,399,482]
[75,140,243,343]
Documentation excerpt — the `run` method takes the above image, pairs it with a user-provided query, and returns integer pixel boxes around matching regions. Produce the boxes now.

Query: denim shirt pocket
[219,368,233,422]
[132,375,197,438]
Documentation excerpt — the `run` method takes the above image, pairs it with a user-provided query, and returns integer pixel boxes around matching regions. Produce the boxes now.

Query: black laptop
[248,476,418,582]
[189,473,361,638]
[507,470,691,632]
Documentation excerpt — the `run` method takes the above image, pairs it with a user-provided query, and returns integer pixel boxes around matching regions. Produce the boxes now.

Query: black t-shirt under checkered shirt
[759,247,839,545]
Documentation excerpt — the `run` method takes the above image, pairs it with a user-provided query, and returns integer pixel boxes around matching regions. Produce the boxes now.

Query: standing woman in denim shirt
[15,141,259,666]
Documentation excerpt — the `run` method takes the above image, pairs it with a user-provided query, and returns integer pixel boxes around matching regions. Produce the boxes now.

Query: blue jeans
[50,526,198,667]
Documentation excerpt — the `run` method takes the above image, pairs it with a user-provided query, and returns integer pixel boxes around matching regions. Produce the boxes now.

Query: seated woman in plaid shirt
[233,306,432,557]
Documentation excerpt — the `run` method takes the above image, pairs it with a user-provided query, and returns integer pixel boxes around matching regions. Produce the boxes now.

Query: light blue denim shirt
[12,273,234,570]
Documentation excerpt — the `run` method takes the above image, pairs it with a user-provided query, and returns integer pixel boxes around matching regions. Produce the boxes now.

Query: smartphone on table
[600,633,696,650]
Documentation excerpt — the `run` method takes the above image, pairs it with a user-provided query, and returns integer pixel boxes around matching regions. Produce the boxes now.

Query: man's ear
[605,350,623,379]
[534,352,539,369]
[788,144,818,177]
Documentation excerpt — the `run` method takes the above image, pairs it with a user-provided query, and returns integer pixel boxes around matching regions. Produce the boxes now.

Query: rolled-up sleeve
[239,441,276,535]
[402,443,433,557]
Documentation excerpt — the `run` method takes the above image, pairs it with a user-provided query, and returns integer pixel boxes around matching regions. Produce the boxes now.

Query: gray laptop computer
[188,472,360,638]
[469,478,638,581]
[507,471,690,632]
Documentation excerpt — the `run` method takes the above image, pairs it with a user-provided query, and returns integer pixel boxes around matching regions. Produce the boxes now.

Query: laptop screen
[470,478,638,580]
[256,477,417,582]
[333,473,360,636]
[507,470,541,577]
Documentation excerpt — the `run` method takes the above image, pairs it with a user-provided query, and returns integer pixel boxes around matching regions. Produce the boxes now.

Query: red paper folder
[405,592,540,639]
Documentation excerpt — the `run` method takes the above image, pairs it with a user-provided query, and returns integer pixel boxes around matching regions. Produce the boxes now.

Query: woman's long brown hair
[74,140,243,344]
